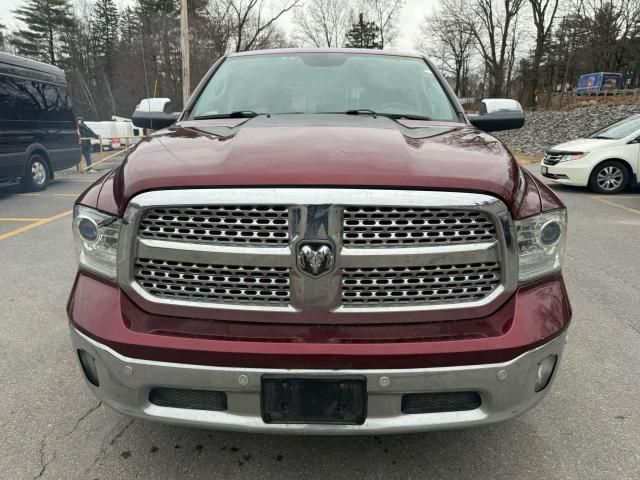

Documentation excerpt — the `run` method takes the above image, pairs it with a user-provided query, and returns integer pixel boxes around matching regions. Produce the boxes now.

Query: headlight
[515,209,567,283]
[558,152,587,162]
[73,205,121,280]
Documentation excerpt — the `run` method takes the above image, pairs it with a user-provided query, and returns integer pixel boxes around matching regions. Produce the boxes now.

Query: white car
[541,114,640,194]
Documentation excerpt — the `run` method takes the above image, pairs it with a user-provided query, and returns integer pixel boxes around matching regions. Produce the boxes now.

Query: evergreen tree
[344,13,382,49]
[0,23,7,51]
[11,0,75,66]
[119,7,140,47]
[92,0,119,62]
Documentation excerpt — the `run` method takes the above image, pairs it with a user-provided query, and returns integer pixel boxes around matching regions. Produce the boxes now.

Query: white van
[85,121,144,150]
[85,121,119,151]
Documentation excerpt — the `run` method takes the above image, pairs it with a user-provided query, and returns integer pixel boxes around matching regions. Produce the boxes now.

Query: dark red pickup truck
[68,49,570,434]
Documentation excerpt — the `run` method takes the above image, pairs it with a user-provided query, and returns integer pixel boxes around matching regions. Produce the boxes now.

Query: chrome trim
[137,238,291,267]
[71,326,567,435]
[118,189,518,322]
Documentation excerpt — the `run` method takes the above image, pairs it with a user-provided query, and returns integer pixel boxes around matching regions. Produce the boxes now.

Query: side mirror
[470,98,525,132]
[131,111,179,130]
[468,111,525,132]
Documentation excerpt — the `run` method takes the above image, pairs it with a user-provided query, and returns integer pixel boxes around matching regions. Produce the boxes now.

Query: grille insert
[149,388,227,411]
[342,263,501,306]
[543,152,563,166]
[402,392,481,414]
[343,206,497,247]
[138,205,289,246]
[135,258,290,306]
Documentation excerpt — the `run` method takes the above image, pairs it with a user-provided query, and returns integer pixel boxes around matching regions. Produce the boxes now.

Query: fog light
[535,355,557,392]
[78,349,100,387]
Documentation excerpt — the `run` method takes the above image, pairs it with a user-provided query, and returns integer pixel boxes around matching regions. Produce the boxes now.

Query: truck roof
[0,52,66,81]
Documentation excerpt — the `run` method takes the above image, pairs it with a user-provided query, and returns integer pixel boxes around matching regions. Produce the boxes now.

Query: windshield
[190,53,458,122]
[589,115,640,140]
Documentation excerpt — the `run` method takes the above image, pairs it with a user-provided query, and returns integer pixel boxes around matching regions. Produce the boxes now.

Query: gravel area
[494,104,640,154]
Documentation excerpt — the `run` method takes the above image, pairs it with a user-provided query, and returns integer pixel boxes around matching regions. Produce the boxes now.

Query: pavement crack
[84,418,135,477]
[30,402,102,479]
[109,418,134,446]
[33,436,56,480]
[66,401,102,437]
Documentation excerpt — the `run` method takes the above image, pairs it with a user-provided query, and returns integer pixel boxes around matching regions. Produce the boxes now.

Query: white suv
[541,114,640,194]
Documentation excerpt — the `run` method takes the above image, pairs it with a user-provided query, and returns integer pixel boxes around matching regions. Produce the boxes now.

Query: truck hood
[107,114,523,215]
[549,137,618,152]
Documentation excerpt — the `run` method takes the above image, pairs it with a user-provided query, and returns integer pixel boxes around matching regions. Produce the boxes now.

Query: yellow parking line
[0,210,72,241]
[0,193,77,197]
[591,195,640,200]
[0,217,47,222]
[591,196,640,215]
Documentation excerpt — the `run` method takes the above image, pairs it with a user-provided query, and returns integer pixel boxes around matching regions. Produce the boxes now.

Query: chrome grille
[138,205,289,246]
[134,258,290,306]
[543,152,563,166]
[123,189,516,318]
[341,263,501,306]
[343,207,497,247]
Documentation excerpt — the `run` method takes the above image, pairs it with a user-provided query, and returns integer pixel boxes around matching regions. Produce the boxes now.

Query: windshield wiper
[193,110,266,120]
[590,135,613,139]
[345,109,379,117]
[344,109,431,121]
[385,113,432,121]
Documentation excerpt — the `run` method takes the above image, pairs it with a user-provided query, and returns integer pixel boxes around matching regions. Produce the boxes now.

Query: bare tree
[504,14,521,97]
[293,0,352,47]
[527,0,561,106]
[416,0,476,96]
[228,0,302,52]
[468,0,527,97]
[359,0,404,48]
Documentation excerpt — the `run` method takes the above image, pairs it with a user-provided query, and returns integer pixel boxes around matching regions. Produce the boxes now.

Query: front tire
[23,153,50,191]
[589,160,628,194]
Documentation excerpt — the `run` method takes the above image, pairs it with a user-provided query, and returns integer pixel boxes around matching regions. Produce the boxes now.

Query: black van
[0,53,80,191]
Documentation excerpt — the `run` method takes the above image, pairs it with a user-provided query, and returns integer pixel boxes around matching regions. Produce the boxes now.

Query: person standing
[77,117,98,169]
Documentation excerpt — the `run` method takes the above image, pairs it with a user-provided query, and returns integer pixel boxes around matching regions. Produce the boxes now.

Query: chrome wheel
[31,161,47,186]
[596,166,624,192]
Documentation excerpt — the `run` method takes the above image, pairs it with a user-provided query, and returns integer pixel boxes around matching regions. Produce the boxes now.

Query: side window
[21,79,46,120]
[51,85,75,121]
[0,74,35,120]
[0,74,15,120]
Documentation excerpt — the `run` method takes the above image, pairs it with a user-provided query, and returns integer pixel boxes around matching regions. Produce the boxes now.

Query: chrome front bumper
[70,327,567,435]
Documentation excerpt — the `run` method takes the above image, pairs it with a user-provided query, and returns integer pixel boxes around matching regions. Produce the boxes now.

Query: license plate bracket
[261,376,367,425]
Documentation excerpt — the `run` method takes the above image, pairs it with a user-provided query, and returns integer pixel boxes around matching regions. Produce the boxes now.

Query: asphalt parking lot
[1,162,639,480]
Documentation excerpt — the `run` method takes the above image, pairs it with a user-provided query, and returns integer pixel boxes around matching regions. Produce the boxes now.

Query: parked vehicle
[575,72,622,95]
[89,136,113,152]
[69,49,570,434]
[541,114,640,194]
[85,121,120,151]
[85,120,143,151]
[135,97,172,113]
[112,119,143,147]
[0,52,80,190]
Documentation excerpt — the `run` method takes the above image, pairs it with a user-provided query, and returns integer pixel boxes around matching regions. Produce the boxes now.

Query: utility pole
[180,0,190,107]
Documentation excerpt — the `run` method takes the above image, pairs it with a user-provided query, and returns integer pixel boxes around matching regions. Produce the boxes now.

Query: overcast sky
[0,0,438,50]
